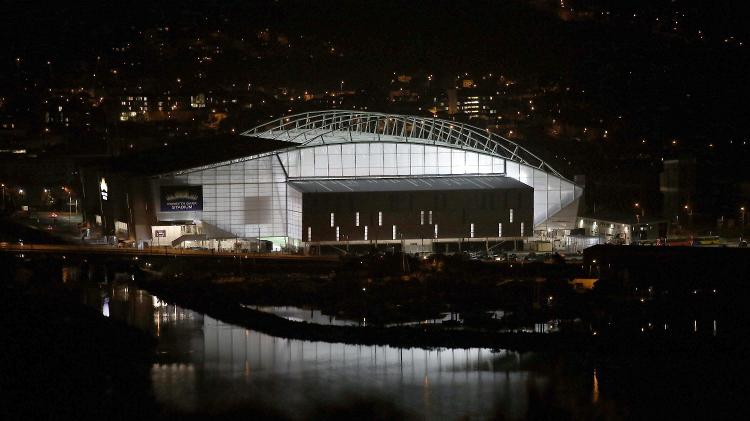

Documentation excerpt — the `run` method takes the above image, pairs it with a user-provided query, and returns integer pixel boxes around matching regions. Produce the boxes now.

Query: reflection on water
[61,266,80,283]
[242,304,361,326]
[592,369,599,404]
[82,283,556,419]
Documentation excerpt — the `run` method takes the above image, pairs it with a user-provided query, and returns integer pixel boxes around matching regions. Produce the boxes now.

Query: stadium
[147,110,583,253]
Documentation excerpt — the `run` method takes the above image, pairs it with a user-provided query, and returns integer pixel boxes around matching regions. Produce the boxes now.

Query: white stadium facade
[146,110,583,252]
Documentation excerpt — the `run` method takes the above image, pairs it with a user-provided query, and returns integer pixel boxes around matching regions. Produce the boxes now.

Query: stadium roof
[289,175,530,193]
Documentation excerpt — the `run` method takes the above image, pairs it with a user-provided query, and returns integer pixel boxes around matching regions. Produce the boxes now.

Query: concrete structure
[147,111,582,252]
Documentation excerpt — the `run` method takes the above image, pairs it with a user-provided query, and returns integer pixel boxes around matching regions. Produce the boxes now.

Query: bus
[691,236,723,247]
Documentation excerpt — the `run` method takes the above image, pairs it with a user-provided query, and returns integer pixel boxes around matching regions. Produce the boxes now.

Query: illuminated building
[146,111,582,251]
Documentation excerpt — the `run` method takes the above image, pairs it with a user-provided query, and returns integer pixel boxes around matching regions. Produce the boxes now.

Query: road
[0,242,339,262]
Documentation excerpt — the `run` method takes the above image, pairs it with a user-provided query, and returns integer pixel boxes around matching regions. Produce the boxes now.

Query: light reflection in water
[89,284,551,419]
[592,369,599,403]
[61,266,79,283]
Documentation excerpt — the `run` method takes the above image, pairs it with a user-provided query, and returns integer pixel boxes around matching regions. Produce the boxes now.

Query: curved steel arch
[241,110,566,179]
[157,110,582,238]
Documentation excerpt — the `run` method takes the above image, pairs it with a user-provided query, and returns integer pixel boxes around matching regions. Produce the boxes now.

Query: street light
[633,202,643,223]
[741,207,746,239]
[62,187,72,215]
[683,204,693,231]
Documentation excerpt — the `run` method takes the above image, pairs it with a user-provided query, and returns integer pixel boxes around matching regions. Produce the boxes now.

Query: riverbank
[142,276,585,350]
[137,274,740,360]
[136,250,749,355]
[150,252,585,327]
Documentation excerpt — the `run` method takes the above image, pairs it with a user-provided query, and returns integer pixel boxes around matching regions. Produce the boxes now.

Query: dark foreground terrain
[0,283,157,419]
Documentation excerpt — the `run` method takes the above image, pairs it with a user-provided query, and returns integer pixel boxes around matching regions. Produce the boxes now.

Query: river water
[80,283,600,419]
